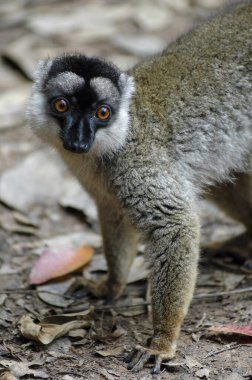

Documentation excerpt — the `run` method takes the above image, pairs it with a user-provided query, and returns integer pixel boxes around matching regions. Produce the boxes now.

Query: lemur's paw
[65,275,108,298]
[80,276,125,300]
[81,277,109,298]
[125,338,176,374]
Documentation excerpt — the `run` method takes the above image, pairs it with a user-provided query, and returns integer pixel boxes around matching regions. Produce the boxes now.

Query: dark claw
[124,349,137,364]
[127,348,143,370]
[131,351,151,372]
[152,356,162,374]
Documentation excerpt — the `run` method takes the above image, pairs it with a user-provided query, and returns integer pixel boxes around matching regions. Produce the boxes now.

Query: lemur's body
[27,2,252,373]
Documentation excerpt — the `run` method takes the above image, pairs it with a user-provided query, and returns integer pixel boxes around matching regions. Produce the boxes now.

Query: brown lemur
[27,1,252,373]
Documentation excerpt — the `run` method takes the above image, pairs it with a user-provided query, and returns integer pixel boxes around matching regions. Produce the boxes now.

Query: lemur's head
[27,54,134,156]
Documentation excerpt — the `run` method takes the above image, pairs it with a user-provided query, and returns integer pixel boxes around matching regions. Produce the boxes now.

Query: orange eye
[96,106,111,121]
[53,98,69,113]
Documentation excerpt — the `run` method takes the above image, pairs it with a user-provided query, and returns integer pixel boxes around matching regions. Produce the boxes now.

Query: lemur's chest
[59,148,116,204]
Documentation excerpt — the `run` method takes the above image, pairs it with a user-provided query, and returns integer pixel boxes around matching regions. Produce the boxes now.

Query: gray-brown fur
[27,1,252,373]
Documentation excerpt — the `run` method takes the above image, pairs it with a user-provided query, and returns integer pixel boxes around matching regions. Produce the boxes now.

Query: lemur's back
[131,1,252,186]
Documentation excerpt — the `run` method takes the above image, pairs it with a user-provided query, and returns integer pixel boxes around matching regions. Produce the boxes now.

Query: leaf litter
[0,0,252,379]
[30,244,94,285]
[18,308,93,345]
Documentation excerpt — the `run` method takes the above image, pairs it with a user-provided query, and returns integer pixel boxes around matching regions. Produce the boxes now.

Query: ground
[0,1,251,379]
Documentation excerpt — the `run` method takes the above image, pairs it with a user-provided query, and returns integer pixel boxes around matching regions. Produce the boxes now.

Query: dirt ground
[0,1,251,379]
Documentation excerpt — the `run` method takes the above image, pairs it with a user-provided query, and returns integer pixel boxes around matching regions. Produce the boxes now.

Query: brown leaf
[96,346,124,357]
[17,309,93,345]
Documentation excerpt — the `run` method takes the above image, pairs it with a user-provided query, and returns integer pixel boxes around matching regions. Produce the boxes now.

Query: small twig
[196,312,207,328]
[0,289,74,300]
[162,360,187,367]
[202,343,241,359]
[1,285,251,306]
[95,301,150,311]
[194,286,252,299]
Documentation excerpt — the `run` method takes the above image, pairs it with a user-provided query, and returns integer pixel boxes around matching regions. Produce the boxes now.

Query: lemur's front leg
[116,169,200,373]
[85,200,139,300]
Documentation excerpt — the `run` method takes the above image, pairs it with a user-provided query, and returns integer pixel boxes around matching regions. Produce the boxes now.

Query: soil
[0,1,251,379]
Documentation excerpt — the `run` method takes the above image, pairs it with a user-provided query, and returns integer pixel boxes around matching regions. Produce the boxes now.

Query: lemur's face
[27,54,134,157]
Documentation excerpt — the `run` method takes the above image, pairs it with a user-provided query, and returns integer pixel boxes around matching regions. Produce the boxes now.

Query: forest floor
[0,1,251,379]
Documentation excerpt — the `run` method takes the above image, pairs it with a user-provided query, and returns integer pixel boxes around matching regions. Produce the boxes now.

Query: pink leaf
[30,245,93,284]
[209,324,252,337]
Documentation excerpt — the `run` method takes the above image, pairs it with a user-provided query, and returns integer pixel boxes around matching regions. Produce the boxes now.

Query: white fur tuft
[90,74,135,158]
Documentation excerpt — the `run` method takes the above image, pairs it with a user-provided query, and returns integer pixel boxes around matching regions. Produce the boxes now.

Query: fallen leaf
[18,309,93,345]
[209,324,252,337]
[68,328,87,338]
[96,345,124,357]
[37,277,77,307]
[0,360,48,379]
[30,244,94,284]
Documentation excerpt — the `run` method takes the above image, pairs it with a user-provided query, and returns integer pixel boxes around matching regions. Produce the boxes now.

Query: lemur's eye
[53,98,69,113]
[96,105,111,121]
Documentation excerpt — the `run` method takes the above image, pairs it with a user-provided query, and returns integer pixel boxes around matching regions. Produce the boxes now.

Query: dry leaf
[0,360,48,379]
[18,309,93,345]
[209,324,252,337]
[68,329,87,338]
[30,245,94,284]
[37,277,76,308]
[96,346,124,357]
